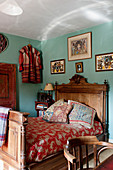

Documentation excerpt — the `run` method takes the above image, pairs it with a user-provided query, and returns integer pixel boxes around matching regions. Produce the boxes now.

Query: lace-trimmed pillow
[42,99,64,121]
[68,100,96,128]
[49,103,72,123]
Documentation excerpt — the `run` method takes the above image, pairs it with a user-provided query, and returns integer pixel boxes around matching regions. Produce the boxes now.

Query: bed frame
[0,74,108,170]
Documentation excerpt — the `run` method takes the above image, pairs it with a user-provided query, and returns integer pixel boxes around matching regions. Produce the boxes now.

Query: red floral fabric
[49,103,72,123]
[26,117,103,163]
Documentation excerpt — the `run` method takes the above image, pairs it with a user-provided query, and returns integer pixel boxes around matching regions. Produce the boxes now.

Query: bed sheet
[26,117,103,163]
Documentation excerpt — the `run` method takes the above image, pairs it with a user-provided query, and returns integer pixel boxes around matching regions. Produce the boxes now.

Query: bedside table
[35,101,53,117]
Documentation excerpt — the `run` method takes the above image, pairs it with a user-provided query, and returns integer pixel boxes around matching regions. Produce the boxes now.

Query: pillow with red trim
[49,103,72,123]
[43,99,65,121]
[68,100,96,128]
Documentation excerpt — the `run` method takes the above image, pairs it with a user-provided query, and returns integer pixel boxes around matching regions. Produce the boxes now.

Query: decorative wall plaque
[0,33,8,53]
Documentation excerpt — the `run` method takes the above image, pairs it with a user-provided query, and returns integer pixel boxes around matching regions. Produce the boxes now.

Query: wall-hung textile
[0,106,11,147]
[19,45,42,83]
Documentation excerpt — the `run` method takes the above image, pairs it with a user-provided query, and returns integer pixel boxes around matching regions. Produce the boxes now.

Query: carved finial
[69,74,84,84]
[104,80,107,84]
[55,81,57,86]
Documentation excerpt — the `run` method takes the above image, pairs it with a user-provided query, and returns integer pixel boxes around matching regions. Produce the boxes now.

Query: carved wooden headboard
[55,74,108,134]
[0,63,16,110]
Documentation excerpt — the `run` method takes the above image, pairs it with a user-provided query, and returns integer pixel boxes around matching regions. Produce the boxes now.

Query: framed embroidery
[95,52,113,72]
[50,59,65,74]
[68,32,92,61]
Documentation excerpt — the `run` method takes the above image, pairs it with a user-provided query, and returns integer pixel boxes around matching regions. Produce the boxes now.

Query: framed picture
[75,62,83,73]
[95,52,113,72]
[50,59,65,74]
[68,32,92,61]
[37,92,47,102]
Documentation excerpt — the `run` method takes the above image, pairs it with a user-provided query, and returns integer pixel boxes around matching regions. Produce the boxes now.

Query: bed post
[55,81,58,101]
[20,120,28,169]
[104,80,109,141]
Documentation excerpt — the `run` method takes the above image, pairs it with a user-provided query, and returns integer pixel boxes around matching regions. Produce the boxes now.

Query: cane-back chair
[64,136,113,170]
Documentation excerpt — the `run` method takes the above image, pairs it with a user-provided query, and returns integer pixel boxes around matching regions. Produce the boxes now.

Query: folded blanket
[0,106,11,147]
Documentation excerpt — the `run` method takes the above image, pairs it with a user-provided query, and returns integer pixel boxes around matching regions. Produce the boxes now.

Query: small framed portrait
[95,52,113,72]
[37,92,47,102]
[50,59,65,74]
[68,32,92,61]
[75,62,83,73]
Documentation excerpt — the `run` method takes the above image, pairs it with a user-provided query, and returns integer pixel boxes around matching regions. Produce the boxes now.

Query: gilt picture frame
[75,62,83,73]
[95,52,113,72]
[50,59,65,74]
[68,32,92,61]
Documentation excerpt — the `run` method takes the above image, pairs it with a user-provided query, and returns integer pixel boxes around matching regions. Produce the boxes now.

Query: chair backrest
[64,136,113,170]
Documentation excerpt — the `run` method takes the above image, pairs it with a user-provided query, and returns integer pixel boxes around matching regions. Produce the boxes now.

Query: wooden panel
[0,63,16,109]
[56,92,104,122]
[8,121,18,160]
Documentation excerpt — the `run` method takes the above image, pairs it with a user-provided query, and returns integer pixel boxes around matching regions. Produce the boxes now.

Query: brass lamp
[44,83,53,102]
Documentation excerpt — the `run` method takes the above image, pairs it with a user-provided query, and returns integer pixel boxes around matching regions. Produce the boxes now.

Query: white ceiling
[0,0,113,41]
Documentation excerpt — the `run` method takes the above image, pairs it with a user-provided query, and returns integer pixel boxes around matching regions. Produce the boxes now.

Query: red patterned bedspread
[26,117,103,163]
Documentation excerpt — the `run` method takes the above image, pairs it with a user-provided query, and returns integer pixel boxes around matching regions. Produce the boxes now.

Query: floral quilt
[26,117,103,163]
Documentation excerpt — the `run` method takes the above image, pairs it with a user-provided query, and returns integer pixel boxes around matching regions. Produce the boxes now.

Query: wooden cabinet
[35,101,53,117]
[0,63,16,110]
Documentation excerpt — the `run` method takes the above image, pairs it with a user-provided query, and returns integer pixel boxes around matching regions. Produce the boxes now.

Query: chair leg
[68,161,73,170]
[94,144,97,168]
[86,145,89,169]
[78,146,83,169]
[73,147,77,170]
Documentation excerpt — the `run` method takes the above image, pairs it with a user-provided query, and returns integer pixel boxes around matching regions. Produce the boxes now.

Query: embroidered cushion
[49,103,72,123]
[43,99,64,121]
[68,100,96,128]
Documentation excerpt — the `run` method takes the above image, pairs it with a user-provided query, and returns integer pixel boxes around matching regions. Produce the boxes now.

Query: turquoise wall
[41,21,113,139]
[0,33,42,115]
[0,21,113,139]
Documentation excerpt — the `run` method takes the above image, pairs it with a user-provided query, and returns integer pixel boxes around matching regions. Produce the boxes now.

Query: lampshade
[0,0,23,16]
[44,83,53,91]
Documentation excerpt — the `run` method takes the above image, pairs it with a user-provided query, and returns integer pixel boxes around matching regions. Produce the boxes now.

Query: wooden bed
[0,74,108,170]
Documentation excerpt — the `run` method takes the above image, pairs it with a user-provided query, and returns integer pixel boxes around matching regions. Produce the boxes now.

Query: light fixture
[44,83,53,102]
[85,10,110,22]
[44,83,53,91]
[0,0,23,16]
